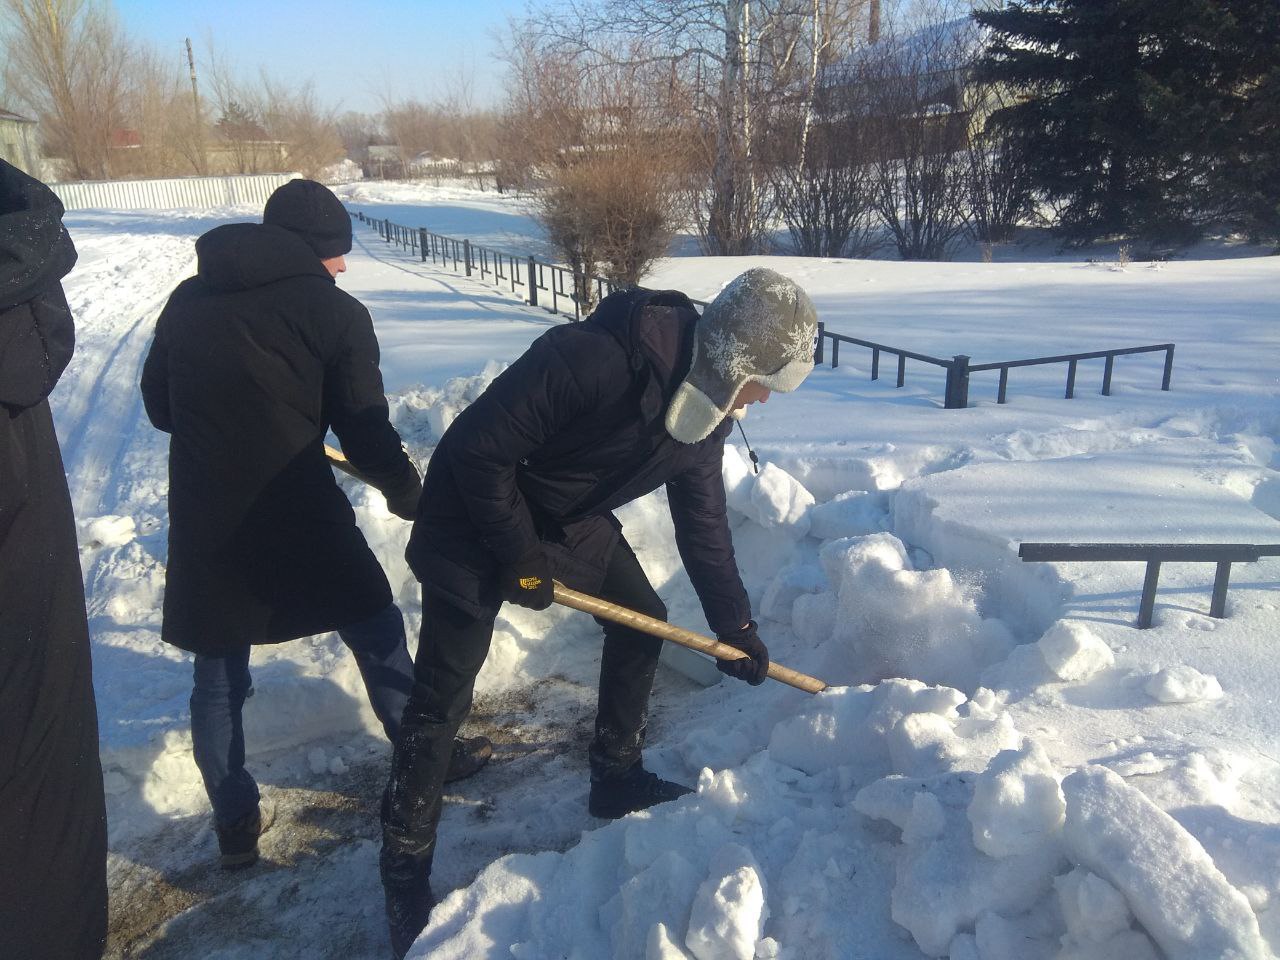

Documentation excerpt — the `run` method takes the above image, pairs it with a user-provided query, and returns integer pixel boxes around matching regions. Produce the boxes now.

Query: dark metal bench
[1018,542,1280,628]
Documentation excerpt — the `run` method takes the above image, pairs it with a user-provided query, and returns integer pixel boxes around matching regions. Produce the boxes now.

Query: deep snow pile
[54,188,1280,959]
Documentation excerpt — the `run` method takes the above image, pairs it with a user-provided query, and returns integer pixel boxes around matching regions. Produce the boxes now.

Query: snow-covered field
[57,182,1280,959]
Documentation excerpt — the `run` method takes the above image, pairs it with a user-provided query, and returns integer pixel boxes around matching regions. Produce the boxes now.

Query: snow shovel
[324,443,828,694]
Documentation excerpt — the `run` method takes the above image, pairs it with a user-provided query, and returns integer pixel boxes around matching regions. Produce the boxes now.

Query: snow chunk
[807,489,887,540]
[1144,665,1224,704]
[721,444,757,518]
[685,844,768,960]
[1055,867,1132,944]
[1061,766,1267,960]
[307,747,328,775]
[887,702,1022,780]
[759,561,825,624]
[647,923,692,959]
[855,771,1064,956]
[791,591,836,644]
[749,462,814,536]
[901,791,946,844]
[79,514,136,548]
[1056,930,1160,960]
[816,533,1015,692]
[1037,620,1114,681]
[767,679,964,780]
[968,740,1065,859]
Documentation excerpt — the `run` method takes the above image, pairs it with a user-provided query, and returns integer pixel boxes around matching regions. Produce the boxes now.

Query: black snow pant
[380,537,665,880]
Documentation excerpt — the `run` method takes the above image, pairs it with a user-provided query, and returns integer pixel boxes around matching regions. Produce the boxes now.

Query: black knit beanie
[263,179,352,259]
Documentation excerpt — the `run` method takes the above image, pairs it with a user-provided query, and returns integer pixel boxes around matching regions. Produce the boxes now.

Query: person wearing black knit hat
[141,178,490,871]
[263,178,353,260]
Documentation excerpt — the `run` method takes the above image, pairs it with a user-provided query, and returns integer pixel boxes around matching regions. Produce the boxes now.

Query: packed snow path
[53,191,1280,959]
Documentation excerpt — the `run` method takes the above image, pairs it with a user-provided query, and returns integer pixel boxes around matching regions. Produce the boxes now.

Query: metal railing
[357,210,1177,411]
[968,344,1175,405]
[352,209,690,323]
[815,321,1175,409]
[1019,542,1280,628]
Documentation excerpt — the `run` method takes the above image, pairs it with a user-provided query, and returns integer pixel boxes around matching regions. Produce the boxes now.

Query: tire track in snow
[53,234,198,519]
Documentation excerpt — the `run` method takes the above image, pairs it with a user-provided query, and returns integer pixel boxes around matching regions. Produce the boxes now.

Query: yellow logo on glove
[519,576,543,590]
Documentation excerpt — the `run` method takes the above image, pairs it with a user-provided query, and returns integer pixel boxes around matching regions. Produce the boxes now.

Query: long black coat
[142,223,419,655]
[408,288,751,636]
[0,160,107,959]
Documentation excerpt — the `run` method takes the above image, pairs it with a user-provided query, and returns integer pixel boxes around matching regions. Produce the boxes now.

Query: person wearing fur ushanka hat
[665,266,818,443]
[380,272,818,956]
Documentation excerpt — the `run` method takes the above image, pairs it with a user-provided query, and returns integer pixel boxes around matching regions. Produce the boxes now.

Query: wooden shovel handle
[324,443,364,481]
[323,444,828,695]
[552,582,828,695]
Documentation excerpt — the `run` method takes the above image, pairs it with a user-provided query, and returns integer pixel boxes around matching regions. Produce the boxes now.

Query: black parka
[408,288,752,636]
[141,222,419,655]
[0,159,107,959]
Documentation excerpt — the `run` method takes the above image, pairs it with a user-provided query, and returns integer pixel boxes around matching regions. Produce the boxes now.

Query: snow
[1062,766,1269,960]
[1145,664,1226,704]
[1038,620,1115,681]
[51,182,1280,959]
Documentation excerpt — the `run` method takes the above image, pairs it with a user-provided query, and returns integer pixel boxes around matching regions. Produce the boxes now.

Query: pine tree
[1210,0,1280,240]
[975,0,1280,246]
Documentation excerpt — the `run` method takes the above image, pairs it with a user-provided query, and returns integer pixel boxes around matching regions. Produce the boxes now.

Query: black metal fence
[355,209,1176,411]
[815,321,1175,409]
[352,209,681,322]
[1019,542,1280,628]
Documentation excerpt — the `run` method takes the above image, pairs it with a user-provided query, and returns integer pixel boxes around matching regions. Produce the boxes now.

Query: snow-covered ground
[56,183,1280,960]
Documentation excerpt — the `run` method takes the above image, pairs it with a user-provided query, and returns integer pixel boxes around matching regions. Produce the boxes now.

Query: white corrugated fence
[47,173,300,211]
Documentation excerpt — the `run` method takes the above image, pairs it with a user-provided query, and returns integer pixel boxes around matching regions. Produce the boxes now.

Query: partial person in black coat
[141,179,488,870]
[381,267,819,957]
[0,158,108,959]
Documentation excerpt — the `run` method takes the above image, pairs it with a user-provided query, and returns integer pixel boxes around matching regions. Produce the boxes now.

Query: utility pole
[186,37,207,174]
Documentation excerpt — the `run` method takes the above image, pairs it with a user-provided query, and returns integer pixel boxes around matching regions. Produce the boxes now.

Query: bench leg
[1137,561,1161,628]
[1210,561,1231,618]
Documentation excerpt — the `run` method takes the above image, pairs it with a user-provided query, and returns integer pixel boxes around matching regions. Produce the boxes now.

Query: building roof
[0,107,37,124]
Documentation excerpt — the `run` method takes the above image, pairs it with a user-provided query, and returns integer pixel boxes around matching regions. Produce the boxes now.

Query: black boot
[443,735,492,784]
[588,763,693,819]
[381,848,435,959]
[215,797,275,870]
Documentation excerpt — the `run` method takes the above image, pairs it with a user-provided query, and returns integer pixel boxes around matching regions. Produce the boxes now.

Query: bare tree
[257,73,344,179]
[336,110,381,167]
[1,0,133,180]
[863,15,973,260]
[501,31,690,305]
[762,0,881,256]
[531,0,825,256]
[962,79,1033,245]
[114,45,209,178]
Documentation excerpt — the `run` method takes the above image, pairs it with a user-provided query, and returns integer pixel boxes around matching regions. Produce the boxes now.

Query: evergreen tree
[1210,0,1280,240]
[975,0,1280,246]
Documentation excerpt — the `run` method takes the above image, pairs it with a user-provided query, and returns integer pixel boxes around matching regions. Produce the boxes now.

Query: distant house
[818,17,993,159]
[364,144,405,179]
[0,107,39,175]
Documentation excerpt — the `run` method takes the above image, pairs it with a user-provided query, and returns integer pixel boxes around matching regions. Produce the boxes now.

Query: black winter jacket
[0,159,107,959]
[141,222,420,655]
[408,287,751,635]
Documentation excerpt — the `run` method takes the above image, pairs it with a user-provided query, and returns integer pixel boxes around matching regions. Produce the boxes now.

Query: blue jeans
[190,603,413,825]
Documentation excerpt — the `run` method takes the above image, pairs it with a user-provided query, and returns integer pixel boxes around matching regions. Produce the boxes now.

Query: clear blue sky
[114,0,528,114]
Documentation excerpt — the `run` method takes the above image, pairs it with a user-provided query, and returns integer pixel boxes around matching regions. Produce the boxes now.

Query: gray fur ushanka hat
[664,267,818,443]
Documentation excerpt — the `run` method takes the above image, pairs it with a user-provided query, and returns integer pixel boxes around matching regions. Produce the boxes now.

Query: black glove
[716,620,769,686]
[499,549,553,610]
[382,473,422,521]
